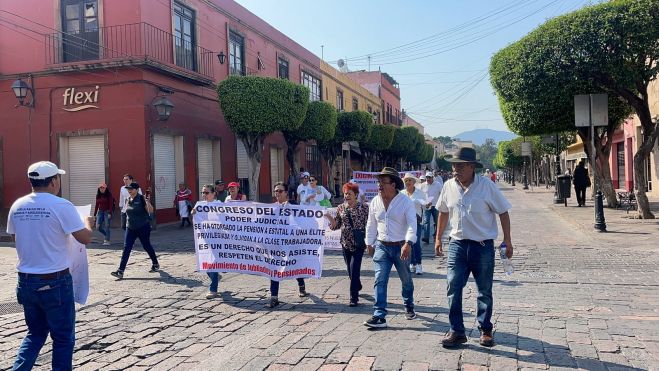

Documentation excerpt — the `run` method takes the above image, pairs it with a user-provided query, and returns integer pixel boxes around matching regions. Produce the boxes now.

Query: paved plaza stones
[1,185,658,370]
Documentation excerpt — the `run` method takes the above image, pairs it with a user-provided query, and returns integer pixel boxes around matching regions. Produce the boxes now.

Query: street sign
[521,141,532,156]
[575,94,608,127]
[542,135,554,144]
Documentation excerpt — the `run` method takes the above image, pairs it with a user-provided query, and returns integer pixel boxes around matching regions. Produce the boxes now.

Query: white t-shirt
[297,183,312,205]
[7,192,85,274]
[305,185,332,207]
[436,175,511,242]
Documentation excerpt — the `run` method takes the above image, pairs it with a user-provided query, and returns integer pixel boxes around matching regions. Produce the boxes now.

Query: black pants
[342,247,364,302]
[575,186,587,206]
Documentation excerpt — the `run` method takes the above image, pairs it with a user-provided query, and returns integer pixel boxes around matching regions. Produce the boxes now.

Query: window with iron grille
[336,90,344,111]
[229,31,245,76]
[278,57,289,79]
[61,0,99,62]
[305,145,322,179]
[302,71,322,101]
[352,97,358,111]
[173,2,196,71]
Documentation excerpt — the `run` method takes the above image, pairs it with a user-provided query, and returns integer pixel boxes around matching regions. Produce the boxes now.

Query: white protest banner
[68,204,91,305]
[194,201,327,281]
[352,170,425,203]
[322,207,342,251]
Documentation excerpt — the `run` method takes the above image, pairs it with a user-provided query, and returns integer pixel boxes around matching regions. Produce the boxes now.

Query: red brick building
[0,0,326,223]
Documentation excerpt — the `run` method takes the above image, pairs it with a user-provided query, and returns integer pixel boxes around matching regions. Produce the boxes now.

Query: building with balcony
[346,70,401,126]
[0,0,325,223]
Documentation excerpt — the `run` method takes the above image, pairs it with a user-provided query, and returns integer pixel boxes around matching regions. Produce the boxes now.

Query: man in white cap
[7,161,93,369]
[296,171,311,205]
[419,170,443,244]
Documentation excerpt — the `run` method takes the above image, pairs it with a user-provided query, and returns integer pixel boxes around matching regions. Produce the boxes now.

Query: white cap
[300,171,310,178]
[425,171,434,178]
[27,161,66,180]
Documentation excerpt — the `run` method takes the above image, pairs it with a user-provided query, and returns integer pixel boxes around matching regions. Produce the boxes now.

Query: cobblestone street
[1,185,658,370]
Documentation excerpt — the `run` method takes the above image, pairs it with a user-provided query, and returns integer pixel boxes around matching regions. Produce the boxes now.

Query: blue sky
[235,0,597,137]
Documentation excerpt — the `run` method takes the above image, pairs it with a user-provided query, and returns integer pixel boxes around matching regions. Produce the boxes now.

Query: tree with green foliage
[217,76,309,200]
[475,138,498,171]
[360,124,395,171]
[384,126,419,168]
[489,1,652,210]
[434,136,453,147]
[282,101,336,184]
[319,111,372,181]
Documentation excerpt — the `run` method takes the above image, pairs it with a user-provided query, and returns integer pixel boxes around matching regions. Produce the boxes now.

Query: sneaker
[110,270,124,280]
[265,296,279,308]
[298,286,309,297]
[405,307,417,320]
[205,291,219,299]
[416,264,423,275]
[363,316,387,328]
[102,240,111,246]
[149,264,160,273]
[442,331,468,348]
[349,300,358,307]
[479,327,494,347]
[409,264,416,273]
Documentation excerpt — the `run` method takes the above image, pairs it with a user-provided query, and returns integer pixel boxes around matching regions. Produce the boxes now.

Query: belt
[378,240,404,247]
[18,268,70,280]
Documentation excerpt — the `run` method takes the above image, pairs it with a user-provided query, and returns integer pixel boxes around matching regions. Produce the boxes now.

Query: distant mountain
[452,129,516,145]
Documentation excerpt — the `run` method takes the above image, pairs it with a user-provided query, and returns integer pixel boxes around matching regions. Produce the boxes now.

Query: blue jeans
[96,210,112,241]
[411,222,423,265]
[423,206,439,241]
[446,239,495,334]
[207,272,220,293]
[14,273,75,371]
[372,241,414,318]
[270,278,305,297]
[119,224,159,271]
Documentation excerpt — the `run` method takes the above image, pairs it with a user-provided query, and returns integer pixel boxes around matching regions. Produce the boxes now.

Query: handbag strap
[345,204,359,230]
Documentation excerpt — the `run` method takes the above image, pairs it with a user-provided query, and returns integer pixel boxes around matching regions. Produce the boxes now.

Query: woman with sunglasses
[266,182,308,308]
[226,181,247,201]
[94,182,115,245]
[303,175,332,207]
[196,184,221,299]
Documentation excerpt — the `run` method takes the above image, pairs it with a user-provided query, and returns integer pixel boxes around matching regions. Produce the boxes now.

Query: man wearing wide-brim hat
[363,167,418,328]
[434,147,513,348]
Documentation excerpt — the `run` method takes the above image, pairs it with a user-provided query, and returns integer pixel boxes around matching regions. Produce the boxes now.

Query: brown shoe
[442,331,468,348]
[479,327,494,347]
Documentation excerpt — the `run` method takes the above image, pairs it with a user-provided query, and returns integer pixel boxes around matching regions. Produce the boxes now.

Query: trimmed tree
[360,123,394,171]
[384,126,419,168]
[282,101,337,184]
[217,76,309,200]
[319,111,371,181]
[491,0,658,217]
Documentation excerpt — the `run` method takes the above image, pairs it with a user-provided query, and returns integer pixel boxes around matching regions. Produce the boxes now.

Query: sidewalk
[0,186,658,370]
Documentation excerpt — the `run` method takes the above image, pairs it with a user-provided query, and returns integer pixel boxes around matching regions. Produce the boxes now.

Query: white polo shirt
[366,192,417,245]
[436,174,511,242]
[420,179,443,206]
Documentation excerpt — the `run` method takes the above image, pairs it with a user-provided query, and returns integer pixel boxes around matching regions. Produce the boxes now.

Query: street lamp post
[523,157,529,189]
[553,133,564,204]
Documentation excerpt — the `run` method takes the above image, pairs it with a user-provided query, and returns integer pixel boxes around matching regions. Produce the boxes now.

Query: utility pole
[321,45,324,61]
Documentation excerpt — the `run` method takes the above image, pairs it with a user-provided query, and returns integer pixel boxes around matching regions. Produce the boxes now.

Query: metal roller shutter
[198,138,213,188]
[68,135,105,210]
[237,136,248,179]
[153,134,176,210]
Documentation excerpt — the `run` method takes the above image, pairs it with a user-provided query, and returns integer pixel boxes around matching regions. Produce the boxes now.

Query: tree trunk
[284,137,301,184]
[631,100,657,219]
[241,135,264,202]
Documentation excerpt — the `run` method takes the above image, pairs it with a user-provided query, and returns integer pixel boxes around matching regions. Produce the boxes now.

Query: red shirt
[94,194,116,214]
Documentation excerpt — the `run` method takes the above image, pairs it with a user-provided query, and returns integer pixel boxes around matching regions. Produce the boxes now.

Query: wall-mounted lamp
[152,95,174,121]
[12,77,35,107]
[217,51,226,65]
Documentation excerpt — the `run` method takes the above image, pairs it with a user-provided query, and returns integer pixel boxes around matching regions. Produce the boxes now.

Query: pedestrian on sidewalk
[434,147,513,348]
[573,160,591,207]
[325,182,369,306]
[363,167,417,328]
[196,184,221,299]
[8,161,93,370]
[111,182,160,279]
[402,173,425,275]
[174,182,193,227]
[266,182,308,308]
[419,171,443,244]
[119,174,141,230]
[94,182,115,245]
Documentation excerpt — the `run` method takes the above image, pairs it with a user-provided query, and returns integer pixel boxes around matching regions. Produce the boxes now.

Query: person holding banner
[8,161,93,370]
[111,182,160,279]
[364,167,418,328]
[325,182,369,307]
[227,181,247,201]
[402,173,426,275]
[266,182,309,308]
[196,184,222,299]
[304,175,333,207]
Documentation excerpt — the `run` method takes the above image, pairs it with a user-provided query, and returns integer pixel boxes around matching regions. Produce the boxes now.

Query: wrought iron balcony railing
[45,22,214,81]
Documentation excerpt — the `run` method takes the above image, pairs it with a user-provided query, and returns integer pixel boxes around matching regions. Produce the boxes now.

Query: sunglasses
[201,191,210,194]
[274,189,285,193]
[309,179,317,182]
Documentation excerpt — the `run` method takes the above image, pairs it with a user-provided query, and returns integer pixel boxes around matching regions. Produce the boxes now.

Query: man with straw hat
[363,167,418,328]
[434,147,513,348]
